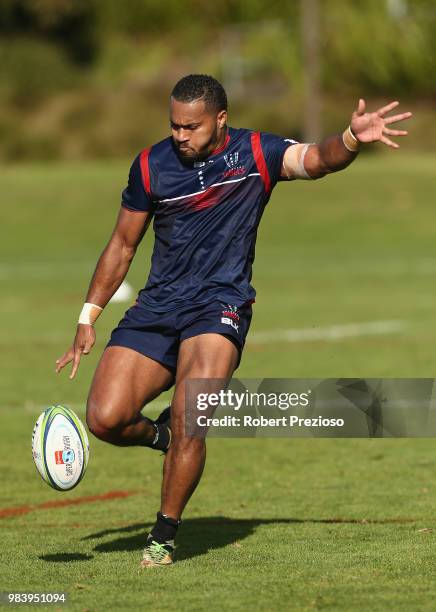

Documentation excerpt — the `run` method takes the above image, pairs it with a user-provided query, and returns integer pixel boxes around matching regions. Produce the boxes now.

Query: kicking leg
[86,346,174,447]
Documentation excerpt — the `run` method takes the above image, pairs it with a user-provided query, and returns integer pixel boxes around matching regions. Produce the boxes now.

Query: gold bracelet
[342,126,360,152]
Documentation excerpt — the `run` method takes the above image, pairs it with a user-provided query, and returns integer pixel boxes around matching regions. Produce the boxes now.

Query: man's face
[170,97,227,163]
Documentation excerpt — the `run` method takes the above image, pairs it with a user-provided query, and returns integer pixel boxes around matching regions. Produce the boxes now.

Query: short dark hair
[171,74,228,113]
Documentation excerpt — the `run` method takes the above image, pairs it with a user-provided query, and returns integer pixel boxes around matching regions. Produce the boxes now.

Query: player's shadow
[82,515,415,562]
[84,517,271,560]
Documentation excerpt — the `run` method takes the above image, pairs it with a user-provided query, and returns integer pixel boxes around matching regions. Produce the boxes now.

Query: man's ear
[217,110,227,129]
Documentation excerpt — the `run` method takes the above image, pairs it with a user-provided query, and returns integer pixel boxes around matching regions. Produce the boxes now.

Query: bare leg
[160,333,238,519]
[86,346,174,446]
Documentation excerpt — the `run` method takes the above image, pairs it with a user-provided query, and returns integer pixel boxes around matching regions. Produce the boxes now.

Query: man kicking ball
[56,74,411,566]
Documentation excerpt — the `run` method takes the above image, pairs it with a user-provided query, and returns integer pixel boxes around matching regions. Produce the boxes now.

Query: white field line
[1,320,407,347]
[4,257,436,280]
[0,261,95,280]
[248,320,406,344]
[7,321,406,413]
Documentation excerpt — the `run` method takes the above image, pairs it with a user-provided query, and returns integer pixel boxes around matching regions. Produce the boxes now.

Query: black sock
[143,418,170,451]
[149,512,181,545]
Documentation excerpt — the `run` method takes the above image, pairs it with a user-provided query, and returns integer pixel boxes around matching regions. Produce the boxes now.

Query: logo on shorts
[220,304,240,332]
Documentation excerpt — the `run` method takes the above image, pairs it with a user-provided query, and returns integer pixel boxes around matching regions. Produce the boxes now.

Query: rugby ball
[32,405,89,491]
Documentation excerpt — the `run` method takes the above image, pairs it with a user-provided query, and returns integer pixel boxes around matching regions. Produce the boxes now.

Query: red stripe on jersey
[139,148,151,197]
[188,185,221,211]
[211,132,231,156]
[250,132,271,193]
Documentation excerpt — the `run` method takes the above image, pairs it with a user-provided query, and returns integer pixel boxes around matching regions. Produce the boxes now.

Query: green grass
[1,154,436,610]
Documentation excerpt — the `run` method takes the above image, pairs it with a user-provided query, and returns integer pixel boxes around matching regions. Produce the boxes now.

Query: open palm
[350,99,412,149]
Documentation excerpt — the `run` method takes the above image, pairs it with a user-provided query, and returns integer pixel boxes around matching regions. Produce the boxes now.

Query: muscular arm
[85,207,152,307]
[56,206,152,378]
[282,136,357,181]
[282,98,412,181]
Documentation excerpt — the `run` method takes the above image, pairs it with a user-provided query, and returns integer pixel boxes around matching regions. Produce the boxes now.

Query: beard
[175,146,208,164]
[173,127,219,165]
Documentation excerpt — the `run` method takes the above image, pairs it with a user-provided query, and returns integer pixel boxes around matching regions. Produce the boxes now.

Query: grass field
[1,153,436,610]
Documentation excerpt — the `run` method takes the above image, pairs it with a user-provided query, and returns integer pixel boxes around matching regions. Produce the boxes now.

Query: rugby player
[56,74,411,566]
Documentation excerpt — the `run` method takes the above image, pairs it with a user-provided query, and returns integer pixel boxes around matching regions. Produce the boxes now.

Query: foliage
[0,0,434,159]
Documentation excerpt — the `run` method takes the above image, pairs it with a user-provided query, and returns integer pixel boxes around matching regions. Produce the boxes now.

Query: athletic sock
[148,511,181,546]
[143,417,170,451]
[155,405,171,427]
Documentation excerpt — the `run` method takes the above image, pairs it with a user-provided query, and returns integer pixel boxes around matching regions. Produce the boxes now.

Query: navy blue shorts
[107,300,253,375]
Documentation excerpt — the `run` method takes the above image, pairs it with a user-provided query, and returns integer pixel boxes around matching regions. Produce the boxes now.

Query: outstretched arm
[55,207,152,378]
[282,99,412,180]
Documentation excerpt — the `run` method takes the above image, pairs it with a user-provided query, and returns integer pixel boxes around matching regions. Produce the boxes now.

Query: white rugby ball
[32,405,89,491]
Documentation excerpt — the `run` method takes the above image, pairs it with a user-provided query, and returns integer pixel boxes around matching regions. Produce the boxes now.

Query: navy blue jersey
[121,127,296,312]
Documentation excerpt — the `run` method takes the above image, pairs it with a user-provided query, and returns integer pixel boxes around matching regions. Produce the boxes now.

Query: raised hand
[350,99,412,149]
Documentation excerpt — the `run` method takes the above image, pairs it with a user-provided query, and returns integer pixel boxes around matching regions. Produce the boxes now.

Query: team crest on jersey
[224,152,239,168]
[220,304,240,332]
[223,151,245,178]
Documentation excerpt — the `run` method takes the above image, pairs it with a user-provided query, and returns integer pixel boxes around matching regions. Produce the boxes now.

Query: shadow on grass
[79,515,416,562]
[39,552,94,562]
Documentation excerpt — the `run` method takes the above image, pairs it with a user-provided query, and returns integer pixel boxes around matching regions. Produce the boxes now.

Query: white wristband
[78,303,103,326]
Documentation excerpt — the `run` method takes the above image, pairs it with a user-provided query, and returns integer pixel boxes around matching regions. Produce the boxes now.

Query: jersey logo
[223,151,246,178]
[224,152,239,168]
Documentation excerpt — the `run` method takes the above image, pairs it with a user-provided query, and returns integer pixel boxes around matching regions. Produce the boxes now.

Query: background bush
[0,0,434,160]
